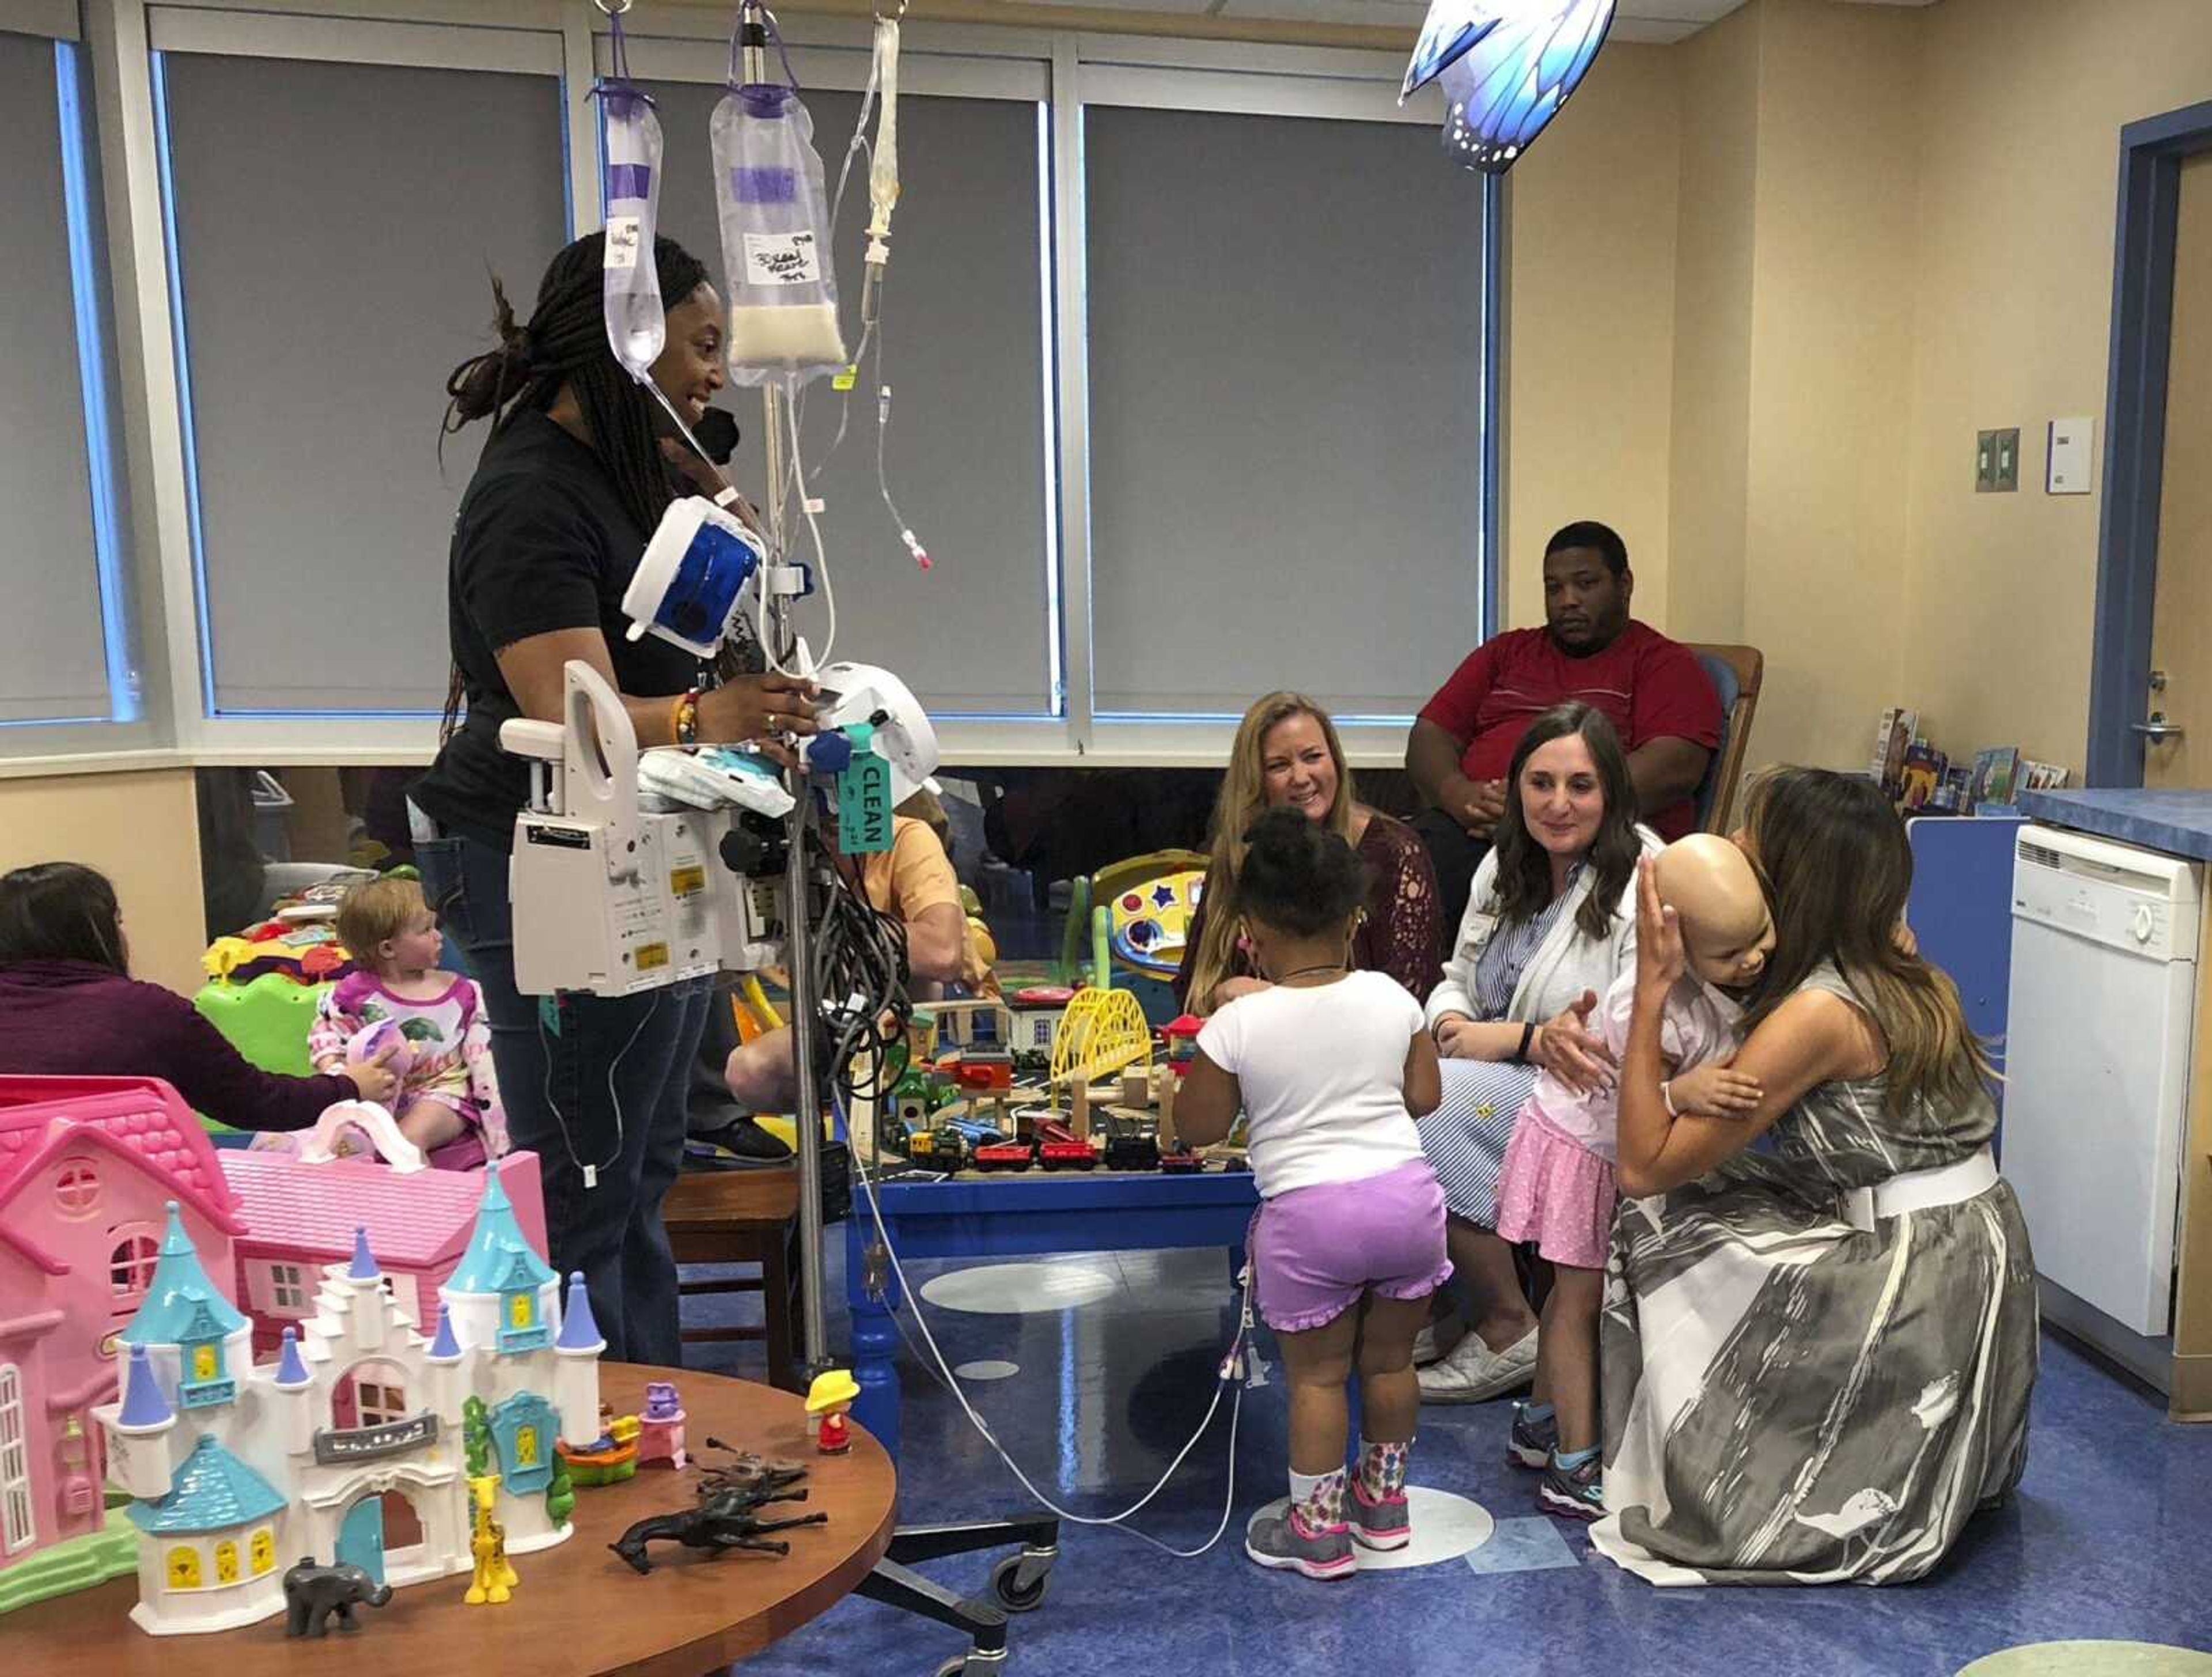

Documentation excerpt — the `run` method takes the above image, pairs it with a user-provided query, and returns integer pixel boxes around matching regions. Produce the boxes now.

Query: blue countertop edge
[2018,789,2212,864]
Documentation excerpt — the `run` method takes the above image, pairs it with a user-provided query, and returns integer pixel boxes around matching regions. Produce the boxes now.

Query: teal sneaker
[1538,1451,1605,1521]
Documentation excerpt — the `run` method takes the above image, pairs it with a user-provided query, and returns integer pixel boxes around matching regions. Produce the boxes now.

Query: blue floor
[680,1241,2212,1676]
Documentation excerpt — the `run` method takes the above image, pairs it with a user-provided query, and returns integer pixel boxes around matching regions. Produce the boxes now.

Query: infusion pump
[502,661,783,998]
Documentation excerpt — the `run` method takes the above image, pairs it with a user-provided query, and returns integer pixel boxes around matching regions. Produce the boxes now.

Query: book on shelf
[1969,747,2020,808]
[1871,709,1919,800]
[2020,759,2072,792]
[1899,743,1948,811]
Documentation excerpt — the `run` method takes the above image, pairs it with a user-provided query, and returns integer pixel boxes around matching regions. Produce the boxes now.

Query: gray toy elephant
[282,1558,393,1636]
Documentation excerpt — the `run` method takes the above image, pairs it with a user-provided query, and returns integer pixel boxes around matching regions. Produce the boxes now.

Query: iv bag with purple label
[713,82,847,387]
[597,80,665,381]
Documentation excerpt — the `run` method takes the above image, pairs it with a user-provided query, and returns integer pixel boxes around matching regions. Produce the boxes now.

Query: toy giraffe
[464,1475,519,1606]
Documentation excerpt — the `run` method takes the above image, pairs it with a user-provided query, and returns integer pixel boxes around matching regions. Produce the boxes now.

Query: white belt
[1840,1145,1997,1233]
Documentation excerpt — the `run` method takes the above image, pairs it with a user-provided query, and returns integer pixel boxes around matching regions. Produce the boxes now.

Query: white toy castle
[90,1172,601,1636]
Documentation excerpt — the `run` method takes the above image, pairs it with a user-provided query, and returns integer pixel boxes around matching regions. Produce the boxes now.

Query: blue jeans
[416,824,709,1366]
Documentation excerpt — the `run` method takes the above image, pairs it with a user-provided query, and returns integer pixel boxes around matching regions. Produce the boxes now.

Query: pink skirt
[1493,1106,1616,1271]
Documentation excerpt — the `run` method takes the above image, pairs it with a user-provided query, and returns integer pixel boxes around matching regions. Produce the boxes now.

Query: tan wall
[1666,0,1760,646]
[0,770,206,997]
[1504,42,1682,628]
[1740,0,1922,770]
[1900,0,2212,775]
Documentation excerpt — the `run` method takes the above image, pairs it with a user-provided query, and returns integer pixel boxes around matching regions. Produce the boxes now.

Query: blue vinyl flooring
[679,1240,2212,1676]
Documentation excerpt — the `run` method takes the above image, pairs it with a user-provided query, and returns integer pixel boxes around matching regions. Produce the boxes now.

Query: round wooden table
[9,1364,896,1677]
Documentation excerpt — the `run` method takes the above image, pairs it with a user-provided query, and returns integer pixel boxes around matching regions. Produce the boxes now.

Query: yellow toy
[806,1370,860,1456]
[1050,987,1152,1139]
[463,1475,518,1606]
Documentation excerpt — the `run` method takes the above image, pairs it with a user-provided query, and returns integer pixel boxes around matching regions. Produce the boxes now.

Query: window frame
[109,1228,161,1300]
[264,1260,311,1317]
[26,0,1501,775]
[54,1160,101,1217]
[0,11,147,752]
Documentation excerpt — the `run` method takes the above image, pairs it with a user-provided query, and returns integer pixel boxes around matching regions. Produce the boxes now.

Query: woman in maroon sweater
[0,863,399,1130]
[1175,693,1442,1015]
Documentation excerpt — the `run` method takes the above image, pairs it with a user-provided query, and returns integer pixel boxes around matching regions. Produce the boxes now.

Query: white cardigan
[1425,826,1665,1032]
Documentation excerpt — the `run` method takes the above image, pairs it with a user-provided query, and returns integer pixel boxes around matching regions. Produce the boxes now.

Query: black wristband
[1515,1021,1536,1063]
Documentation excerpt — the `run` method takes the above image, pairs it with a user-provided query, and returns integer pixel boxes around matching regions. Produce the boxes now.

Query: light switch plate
[2048,416,2094,493]
[1976,430,1999,492]
[1993,427,2020,492]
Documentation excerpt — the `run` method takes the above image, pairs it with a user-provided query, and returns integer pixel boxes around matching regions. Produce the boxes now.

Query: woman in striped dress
[1416,705,1662,1404]
[1595,769,2036,1585]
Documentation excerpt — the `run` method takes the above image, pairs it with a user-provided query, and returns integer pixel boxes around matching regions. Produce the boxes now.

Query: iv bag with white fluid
[598,82,666,381]
[713,83,848,387]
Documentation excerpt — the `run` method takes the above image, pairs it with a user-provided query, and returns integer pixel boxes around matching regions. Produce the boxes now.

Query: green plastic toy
[0,1499,139,1617]
[191,971,335,1135]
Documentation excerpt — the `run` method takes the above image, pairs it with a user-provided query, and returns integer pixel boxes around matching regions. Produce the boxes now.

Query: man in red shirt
[1407,521,1721,931]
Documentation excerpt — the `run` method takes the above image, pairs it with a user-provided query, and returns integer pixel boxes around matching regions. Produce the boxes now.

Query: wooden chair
[1686,644,1765,835]
[664,1164,804,1391]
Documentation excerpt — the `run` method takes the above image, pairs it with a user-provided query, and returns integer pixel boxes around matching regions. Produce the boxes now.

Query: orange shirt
[857,817,962,921]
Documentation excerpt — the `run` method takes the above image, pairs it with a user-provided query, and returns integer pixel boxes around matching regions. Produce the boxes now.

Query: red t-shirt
[1418,622,1722,841]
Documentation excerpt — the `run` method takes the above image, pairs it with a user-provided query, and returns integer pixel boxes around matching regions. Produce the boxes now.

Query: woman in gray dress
[1594,768,2037,1585]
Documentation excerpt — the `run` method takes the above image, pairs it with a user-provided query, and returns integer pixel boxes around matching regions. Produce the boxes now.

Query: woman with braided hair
[411,232,816,1364]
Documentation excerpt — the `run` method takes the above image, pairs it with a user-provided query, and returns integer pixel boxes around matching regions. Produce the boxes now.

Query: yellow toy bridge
[1048,986,1152,1089]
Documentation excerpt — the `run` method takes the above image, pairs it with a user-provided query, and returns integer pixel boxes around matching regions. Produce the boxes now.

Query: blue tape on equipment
[656,519,760,647]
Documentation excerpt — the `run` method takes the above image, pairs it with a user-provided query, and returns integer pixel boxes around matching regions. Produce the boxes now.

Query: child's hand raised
[1665,1059,1763,1120]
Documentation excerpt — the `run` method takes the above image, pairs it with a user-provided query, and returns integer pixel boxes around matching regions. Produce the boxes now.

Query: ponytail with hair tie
[434,231,715,744]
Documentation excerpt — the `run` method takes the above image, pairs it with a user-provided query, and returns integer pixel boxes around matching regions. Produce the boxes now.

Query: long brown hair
[1741,767,1994,1112]
[1486,703,1641,941]
[1185,694,1357,1012]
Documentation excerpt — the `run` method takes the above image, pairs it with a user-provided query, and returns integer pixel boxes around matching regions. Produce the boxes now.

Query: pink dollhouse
[0,1076,246,1612]
[215,1150,547,1357]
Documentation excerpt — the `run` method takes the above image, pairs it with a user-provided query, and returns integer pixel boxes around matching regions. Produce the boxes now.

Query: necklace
[1274,963,1347,983]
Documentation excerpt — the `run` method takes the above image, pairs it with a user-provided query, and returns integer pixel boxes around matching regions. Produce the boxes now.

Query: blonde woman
[1173,694,1441,1017]
[1596,768,2037,1585]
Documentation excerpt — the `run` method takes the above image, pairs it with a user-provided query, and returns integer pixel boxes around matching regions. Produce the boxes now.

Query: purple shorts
[1248,1160,1453,1334]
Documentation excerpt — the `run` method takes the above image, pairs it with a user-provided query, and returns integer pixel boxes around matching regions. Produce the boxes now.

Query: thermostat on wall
[2047,417,2094,494]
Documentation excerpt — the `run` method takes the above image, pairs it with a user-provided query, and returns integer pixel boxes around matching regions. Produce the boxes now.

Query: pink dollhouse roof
[0,1219,66,1277]
[219,1150,545,1271]
[0,1076,241,1233]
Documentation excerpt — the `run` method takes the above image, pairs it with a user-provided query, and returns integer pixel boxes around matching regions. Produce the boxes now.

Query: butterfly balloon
[1401,0,1617,173]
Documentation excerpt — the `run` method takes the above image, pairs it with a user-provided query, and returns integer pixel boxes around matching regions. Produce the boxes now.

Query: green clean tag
[836,728,893,854]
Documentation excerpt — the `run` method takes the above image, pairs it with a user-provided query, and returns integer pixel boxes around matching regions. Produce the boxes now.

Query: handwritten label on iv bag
[838,752,893,855]
[604,215,643,271]
[744,230,823,287]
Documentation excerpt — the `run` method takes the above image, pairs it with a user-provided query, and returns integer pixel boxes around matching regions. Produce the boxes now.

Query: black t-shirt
[411,409,702,849]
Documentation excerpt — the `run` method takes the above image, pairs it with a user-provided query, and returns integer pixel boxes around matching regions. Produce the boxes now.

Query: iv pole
[712,13,1063,1668]
[736,0,832,1380]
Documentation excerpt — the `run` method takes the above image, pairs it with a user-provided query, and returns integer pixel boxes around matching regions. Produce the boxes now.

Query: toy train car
[972,1140,1035,1173]
[1033,1117,1100,1173]
[907,1125,976,1169]
[1038,1140,1098,1172]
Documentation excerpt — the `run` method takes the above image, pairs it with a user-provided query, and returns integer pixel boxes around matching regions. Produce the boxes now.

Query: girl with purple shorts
[1177,808,1450,1581]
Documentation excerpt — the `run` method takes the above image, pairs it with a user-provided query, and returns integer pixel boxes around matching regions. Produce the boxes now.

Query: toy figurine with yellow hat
[806,1370,859,1455]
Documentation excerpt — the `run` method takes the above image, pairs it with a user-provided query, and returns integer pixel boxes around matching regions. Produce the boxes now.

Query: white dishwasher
[2005,825,2200,1377]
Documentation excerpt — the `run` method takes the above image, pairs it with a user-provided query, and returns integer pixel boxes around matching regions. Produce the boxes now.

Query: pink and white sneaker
[1350,1481,1412,1552]
[1245,1504,1357,1580]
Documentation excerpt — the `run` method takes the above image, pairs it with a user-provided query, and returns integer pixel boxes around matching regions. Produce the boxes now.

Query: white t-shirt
[1524,969,1744,1163]
[1196,970,1429,1198]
